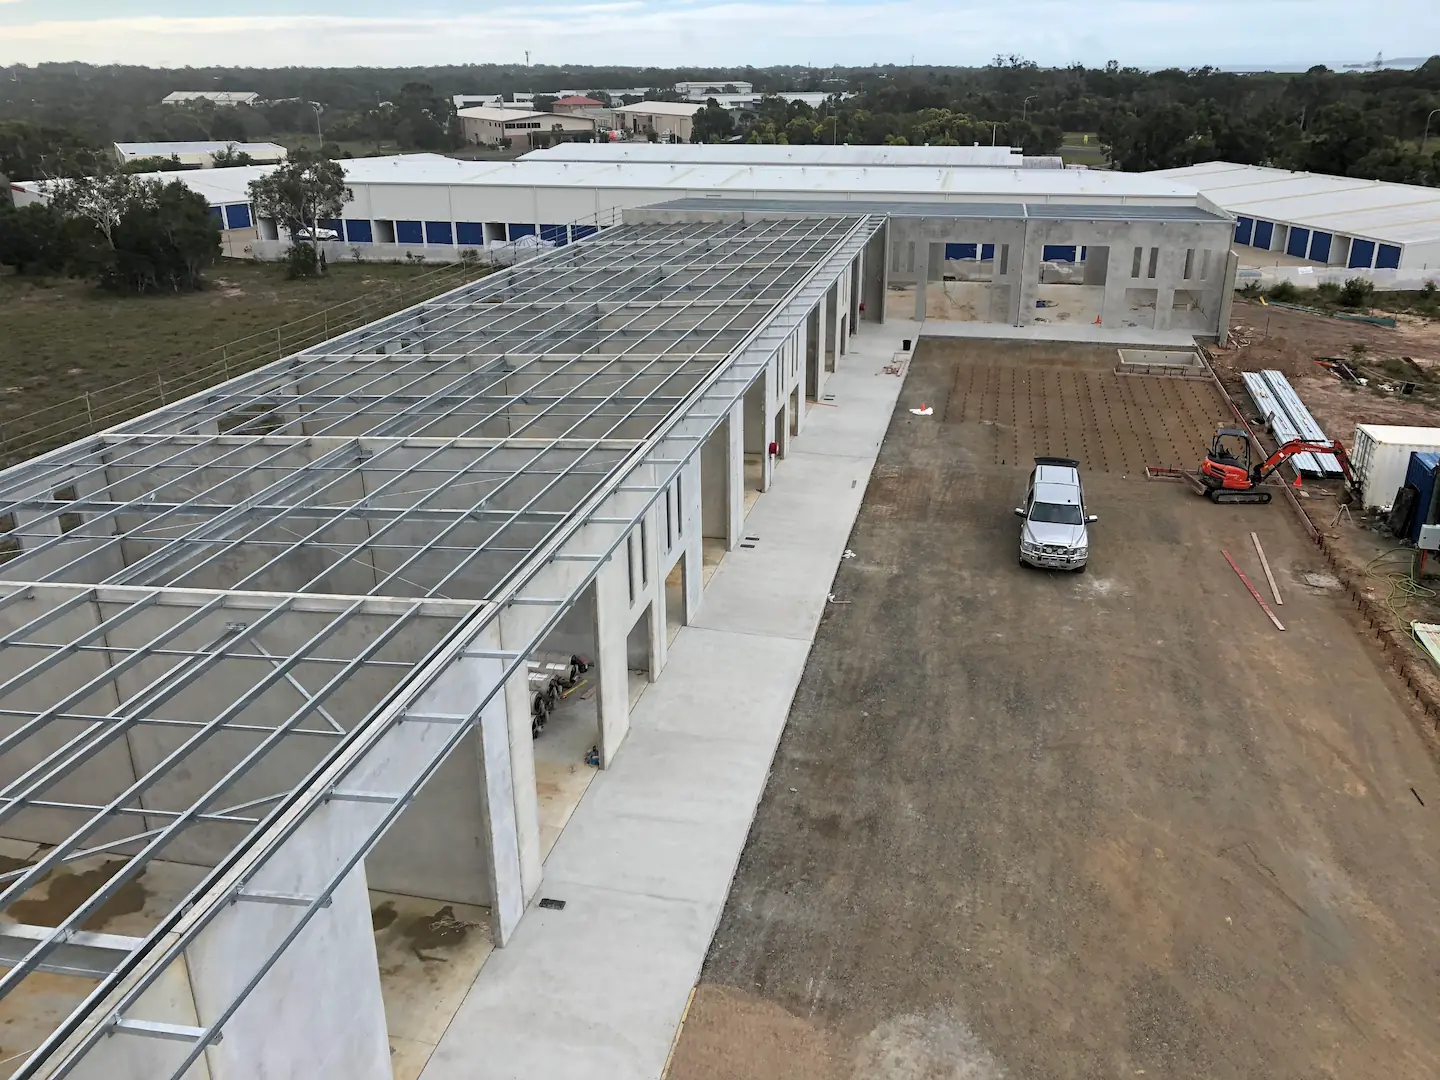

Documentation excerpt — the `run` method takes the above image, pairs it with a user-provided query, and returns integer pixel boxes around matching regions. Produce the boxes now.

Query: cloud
[0,1,1436,69]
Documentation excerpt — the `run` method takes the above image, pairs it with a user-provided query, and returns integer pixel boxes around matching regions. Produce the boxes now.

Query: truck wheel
[1075,562,1087,575]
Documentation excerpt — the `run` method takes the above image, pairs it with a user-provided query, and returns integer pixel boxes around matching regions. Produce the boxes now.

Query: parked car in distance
[293,226,340,242]
[1015,457,1097,571]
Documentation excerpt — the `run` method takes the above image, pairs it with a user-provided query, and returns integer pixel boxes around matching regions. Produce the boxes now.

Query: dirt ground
[667,339,1440,1080]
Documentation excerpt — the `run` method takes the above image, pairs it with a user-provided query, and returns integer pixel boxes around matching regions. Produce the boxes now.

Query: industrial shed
[1150,161,1440,271]
[113,142,288,168]
[0,210,883,1080]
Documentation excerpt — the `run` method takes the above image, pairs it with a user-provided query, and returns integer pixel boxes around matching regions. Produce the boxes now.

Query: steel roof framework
[0,212,880,1078]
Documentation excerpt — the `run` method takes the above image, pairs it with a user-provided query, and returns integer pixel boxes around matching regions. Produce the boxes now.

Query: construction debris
[1250,532,1283,606]
[1223,549,1286,631]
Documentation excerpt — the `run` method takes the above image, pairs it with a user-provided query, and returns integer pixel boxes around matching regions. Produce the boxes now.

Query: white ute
[1015,456,1097,572]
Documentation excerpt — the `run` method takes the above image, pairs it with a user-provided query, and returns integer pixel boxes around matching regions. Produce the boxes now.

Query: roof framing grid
[0,211,881,1078]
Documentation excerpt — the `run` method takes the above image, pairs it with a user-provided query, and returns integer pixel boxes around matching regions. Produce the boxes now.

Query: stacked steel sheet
[1240,370,1341,476]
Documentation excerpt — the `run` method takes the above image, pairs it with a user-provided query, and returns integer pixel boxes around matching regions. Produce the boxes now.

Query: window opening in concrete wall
[1131,247,1143,278]
[1124,288,1159,329]
[52,485,83,534]
[625,606,652,711]
[999,244,1010,277]
[374,219,397,244]
[1183,249,1195,280]
[626,530,639,607]
[639,520,649,588]
[1146,248,1159,279]
[664,488,674,552]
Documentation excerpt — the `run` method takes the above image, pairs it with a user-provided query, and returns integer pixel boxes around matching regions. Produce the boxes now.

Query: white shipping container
[1351,424,1440,511]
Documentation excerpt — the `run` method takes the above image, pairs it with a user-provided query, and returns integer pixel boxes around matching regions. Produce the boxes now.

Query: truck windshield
[1030,501,1083,525]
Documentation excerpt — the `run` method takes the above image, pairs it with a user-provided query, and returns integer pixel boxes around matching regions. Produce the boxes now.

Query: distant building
[161,91,260,107]
[552,95,604,115]
[611,101,704,142]
[113,141,288,168]
[457,107,596,151]
[675,80,752,98]
[453,94,504,110]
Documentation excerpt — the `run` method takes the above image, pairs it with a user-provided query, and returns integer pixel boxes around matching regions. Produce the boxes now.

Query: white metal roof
[524,143,1034,167]
[335,153,1201,202]
[1148,162,1440,246]
[456,106,547,122]
[13,153,1207,210]
[161,91,258,105]
[611,101,703,117]
[113,141,286,160]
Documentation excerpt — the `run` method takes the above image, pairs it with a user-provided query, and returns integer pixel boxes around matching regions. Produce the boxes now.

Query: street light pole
[310,101,324,140]
[1022,95,1036,123]
[1424,108,1440,153]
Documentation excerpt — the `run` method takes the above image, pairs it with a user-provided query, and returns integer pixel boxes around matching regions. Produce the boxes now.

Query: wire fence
[0,259,490,468]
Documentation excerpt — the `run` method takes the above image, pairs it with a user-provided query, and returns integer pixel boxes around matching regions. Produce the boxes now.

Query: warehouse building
[0,207,887,1080]
[11,153,1235,337]
[161,91,260,107]
[610,101,704,142]
[113,141,288,168]
[551,95,605,115]
[675,79,753,97]
[1150,161,1440,271]
[456,107,597,151]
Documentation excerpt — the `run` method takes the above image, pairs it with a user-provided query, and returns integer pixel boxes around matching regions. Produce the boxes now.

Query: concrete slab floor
[417,317,923,1080]
[0,845,210,1078]
[372,890,494,1080]
[534,689,602,859]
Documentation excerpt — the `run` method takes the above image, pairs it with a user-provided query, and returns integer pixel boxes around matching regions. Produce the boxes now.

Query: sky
[0,0,1437,70]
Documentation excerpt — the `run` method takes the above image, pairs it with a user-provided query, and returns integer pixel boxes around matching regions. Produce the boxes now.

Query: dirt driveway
[668,339,1440,1080]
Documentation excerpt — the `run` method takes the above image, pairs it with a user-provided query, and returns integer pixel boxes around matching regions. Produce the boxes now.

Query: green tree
[691,100,734,144]
[100,180,220,293]
[0,202,74,275]
[210,144,255,167]
[247,149,352,276]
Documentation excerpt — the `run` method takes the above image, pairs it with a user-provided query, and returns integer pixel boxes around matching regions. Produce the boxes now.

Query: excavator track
[1207,488,1272,505]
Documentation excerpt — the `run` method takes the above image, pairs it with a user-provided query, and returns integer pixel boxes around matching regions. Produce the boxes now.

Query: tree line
[1,58,1438,185]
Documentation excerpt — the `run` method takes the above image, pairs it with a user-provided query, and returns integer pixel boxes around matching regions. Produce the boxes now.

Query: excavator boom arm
[1255,439,1359,487]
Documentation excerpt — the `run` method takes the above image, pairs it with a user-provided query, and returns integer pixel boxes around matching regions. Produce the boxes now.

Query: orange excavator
[1197,428,1359,504]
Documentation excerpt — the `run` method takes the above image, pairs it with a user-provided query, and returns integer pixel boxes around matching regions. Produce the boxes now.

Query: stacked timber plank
[1240,370,1341,477]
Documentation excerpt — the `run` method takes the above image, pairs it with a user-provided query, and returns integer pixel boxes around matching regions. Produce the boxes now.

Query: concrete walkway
[419,317,920,1080]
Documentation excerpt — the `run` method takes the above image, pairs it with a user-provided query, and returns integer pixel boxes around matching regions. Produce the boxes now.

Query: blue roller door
[455,222,484,246]
[206,206,223,225]
[396,220,423,244]
[1377,244,1402,270]
[321,219,343,235]
[1348,239,1375,269]
[224,204,252,230]
[540,224,568,245]
[508,223,536,240]
[1309,232,1332,263]
[981,244,995,260]
[345,220,373,243]
[425,221,454,245]
[1286,227,1310,258]
[944,243,978,260]
[572,224,599,241]
[1042,245,1077,261]
[1252,220,1274,250]
[1234,217,1254,245]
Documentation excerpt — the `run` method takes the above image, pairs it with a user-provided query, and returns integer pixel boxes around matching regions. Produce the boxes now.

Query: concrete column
[724,400,744,545]
[1100,244,1132,328]
[813,301,828,398]
[1217,250,1240,344]
[743,371,768,491]
[1154,245,1179,331]
[1014,221,1045,323]
[187,863,391,1080]
[913,246,928,321]
[592,551,630,767]
[828,282,841,370]
[700,417,730,542]
[503,666,542,902]
[681,456,703,618]
[793,322,808,434]
[778,394,793,459]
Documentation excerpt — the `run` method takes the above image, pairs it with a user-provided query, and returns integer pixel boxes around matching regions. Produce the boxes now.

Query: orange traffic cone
[1292,473,1303,488]
[1093,316,1102,325]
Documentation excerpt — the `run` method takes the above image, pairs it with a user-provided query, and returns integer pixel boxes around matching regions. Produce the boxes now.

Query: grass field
[0,259,487,462]
[1060,131,1108,167]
